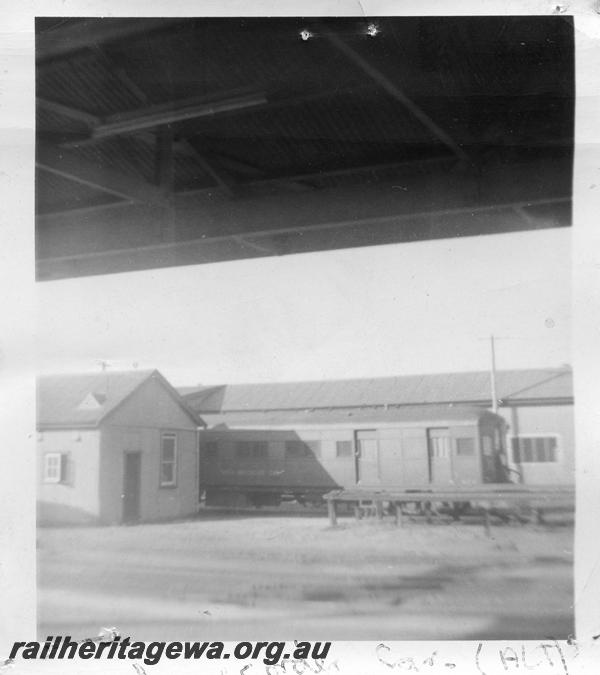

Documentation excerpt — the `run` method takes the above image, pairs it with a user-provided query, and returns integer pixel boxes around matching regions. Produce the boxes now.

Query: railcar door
[355,430,380,485]
[427,428,454,485]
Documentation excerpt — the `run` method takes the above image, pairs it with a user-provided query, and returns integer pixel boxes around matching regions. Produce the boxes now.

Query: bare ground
[37,508,574,641]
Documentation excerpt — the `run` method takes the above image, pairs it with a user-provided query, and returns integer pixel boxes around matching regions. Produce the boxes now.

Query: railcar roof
[201,404,500,429]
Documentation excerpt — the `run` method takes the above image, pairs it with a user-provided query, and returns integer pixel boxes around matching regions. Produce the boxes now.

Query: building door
[355,430,380,485]
[122,451,141,523]
[427,428,454,485]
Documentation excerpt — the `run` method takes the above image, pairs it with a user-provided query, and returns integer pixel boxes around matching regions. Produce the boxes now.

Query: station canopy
[35,16,574,280]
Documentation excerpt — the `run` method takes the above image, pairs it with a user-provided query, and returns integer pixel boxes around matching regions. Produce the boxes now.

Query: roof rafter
[84,47,240,195]
[36,142,168,206]
[37,195,570,280]
[92,91,268,139]
[37,97,100,128]
[324,31,469,163]
[177,139,236,196]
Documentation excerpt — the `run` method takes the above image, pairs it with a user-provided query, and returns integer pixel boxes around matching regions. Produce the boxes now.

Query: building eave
[37,422,99,431]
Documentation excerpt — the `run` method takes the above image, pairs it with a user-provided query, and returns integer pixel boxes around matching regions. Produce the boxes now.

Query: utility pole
[489,335,498,413]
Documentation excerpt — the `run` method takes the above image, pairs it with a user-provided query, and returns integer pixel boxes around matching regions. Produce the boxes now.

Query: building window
[286,440,321,458]
[286,441,306,458]
[336,440,353,458]
[236,441,268,459]
[511,436,558,463]
[43,452,72,484]
[456,438,475,456]
[160,433,177,486]
[43,453,63,483]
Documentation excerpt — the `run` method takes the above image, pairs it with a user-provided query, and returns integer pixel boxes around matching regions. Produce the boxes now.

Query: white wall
[37,429,101,524]
[99,376,198,524]
[500,404,575,485]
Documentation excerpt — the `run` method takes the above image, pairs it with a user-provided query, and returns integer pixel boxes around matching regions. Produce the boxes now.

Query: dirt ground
[37,508,574,641]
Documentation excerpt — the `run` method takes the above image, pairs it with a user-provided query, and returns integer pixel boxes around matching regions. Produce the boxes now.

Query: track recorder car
[198,405,510,507]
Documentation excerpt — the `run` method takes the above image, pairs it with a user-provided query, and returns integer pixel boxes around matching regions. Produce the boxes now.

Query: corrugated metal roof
[191,91,439,179]
[36,170,119,213]
[38,51,143,117]
[201,404,495,429]
[183,368,573,413]
[38,369,202,428]
[36,17,574,221]
[107,19,366,104]
[36,105,89,138]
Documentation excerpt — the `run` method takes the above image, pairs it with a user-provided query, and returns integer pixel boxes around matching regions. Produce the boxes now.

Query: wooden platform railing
[323,484,575,536]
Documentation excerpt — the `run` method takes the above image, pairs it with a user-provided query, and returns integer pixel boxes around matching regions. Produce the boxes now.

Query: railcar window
[236,441,268,458]
[512,436,558,463]
[336,440,353,457]
[430,436,451,458]
[285,440,321,458]
[252,442,269,458]
[235,443,250,458]
[456,438,475,456]
[494,428,503,451]
[205,441,219,457]
[286,441,306,458]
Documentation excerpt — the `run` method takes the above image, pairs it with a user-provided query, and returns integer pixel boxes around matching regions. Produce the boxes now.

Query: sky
[36,227,571,387]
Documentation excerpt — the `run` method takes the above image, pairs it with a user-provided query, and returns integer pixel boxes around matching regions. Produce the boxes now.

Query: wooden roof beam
[81,46,238,196]
[247,154,458,188]
[176,140,236,196]
[37,97,100,128]
[36,195,571,281]
[36,142,167,206]
[92,92,267,139]
[324,31,469,163]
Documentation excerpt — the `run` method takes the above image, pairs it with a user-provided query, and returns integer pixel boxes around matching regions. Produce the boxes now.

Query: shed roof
[201,404,498,429]
[38,369,202,429]
[183,367,573,413]
[36,17,573,280]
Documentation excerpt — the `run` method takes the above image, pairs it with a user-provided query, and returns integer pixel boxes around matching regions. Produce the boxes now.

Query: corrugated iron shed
[182,367,573,413]
[35,16,574,279]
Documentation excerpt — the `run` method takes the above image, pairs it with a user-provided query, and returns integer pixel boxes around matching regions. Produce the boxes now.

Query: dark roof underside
[36,16,574,280]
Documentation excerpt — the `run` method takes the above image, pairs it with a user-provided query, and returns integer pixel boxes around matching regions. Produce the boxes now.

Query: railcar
[198,405,511,507]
